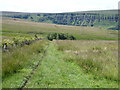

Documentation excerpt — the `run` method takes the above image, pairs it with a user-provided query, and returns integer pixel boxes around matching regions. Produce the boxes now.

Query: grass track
[2,54,43,88]
[2,40,49,88]
[25,42,118,88]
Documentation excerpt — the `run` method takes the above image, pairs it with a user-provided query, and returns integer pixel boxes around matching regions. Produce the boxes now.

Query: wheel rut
[19,43,50,89]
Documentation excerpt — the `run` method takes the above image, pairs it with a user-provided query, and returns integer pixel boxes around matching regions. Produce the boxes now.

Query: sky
[0,0,120,13]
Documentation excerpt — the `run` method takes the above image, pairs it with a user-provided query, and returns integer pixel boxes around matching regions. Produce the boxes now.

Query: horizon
[1,9,118,14]
[1,0,119,13]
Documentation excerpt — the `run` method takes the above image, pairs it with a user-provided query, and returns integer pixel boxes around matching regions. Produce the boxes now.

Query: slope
[1,9,119,30]
[2,17,118,40]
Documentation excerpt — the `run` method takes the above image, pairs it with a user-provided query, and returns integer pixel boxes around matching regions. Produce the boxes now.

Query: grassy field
[24,42,118,88]
[1,17,118,88]
[2,17,118,40]
[56,40,118,81]
[2,40,50,88]
[2,40,48,78]
[2,41,118,88]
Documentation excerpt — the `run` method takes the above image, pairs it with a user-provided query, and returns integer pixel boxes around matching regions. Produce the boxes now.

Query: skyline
[1,0,119,13]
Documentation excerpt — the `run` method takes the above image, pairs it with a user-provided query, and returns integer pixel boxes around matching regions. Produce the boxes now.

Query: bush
[47,33,76,41]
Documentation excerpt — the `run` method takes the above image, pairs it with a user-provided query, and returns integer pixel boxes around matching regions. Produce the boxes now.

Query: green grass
[0,50,2,89]
[2,17,118,88]
[2,40,47,79]
[56,40,118,81]
[2,53,46,88]
[25,42,118,88]
[2,17,118,40]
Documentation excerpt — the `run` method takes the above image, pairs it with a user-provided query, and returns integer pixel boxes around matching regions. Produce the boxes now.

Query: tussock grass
[2,40,47,79]
[56,40,118,81]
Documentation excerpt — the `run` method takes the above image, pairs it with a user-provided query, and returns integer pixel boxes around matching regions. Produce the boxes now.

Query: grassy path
[25,42,117,88]
[2,41,49,88]
[2,54,43,88]
[20,44,50,88]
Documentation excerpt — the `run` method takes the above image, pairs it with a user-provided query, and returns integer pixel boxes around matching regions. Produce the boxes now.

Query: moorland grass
[2,17,118,40]
[2,53,46,88]
[25,42,118,88]
[1,17,119,88]
[56,40,118,81]
[2,40,47,79]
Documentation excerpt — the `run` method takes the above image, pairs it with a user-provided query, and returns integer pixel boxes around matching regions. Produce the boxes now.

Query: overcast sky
[0,0,119,13]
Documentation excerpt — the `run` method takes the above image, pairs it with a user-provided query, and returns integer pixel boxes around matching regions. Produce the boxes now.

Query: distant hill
[1,9,119,30]
[76,9,118,14]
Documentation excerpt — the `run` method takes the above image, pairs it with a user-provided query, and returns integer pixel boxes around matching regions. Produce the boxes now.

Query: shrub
[47,33,76,41]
